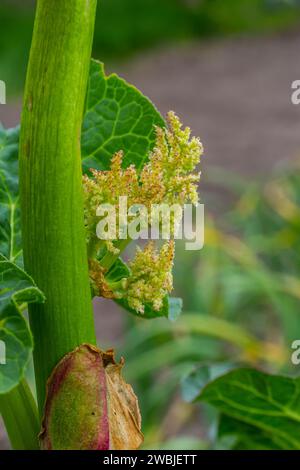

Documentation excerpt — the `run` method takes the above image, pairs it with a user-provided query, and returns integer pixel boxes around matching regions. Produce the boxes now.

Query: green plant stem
[100,238,131,270]
[19,0,98,415]
[0,380,39,450]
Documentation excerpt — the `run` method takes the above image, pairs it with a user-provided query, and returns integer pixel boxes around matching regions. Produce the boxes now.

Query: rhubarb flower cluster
[83,150,139,252]
[83,112,203,244]
[83,112,203,314]
[126,241,174,314]
[139,111,202,208]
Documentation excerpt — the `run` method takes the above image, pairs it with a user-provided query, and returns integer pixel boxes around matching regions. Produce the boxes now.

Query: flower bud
[40,344,143,450]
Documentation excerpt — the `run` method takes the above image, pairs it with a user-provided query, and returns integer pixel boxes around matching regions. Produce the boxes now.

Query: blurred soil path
[115,33,300,178]
[2,33,300,176]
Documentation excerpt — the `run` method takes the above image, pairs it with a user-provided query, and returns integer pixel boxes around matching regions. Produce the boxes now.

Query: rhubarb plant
[1,0,291,453]
[0,0,202,450]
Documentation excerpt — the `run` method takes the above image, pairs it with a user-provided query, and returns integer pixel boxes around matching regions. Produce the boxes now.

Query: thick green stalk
[0,380,39,450]
[19,0,98,415]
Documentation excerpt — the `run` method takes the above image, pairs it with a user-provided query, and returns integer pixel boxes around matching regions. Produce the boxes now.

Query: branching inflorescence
[83,112,203,314]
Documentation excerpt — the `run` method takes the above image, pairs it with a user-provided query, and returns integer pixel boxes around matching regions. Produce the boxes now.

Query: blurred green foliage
[1,0,300,95]
[121,159,300,448]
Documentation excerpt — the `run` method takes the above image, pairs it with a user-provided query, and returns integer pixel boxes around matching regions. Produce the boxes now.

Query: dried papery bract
[102,349,143,450]
[40,344,143,450]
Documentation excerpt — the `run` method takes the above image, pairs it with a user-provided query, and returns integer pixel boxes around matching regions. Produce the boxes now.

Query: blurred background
[1,0,300,450]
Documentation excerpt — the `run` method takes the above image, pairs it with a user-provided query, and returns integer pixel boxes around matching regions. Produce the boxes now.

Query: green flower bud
[40,344,143,450]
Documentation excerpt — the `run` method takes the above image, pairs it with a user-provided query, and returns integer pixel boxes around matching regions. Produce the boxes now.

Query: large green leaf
[0,125,22,264]
[0,254,45,393]
[218,414,284,450]
[181,363,234,403]
[197,368,300,450]
[82,59,165,172]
